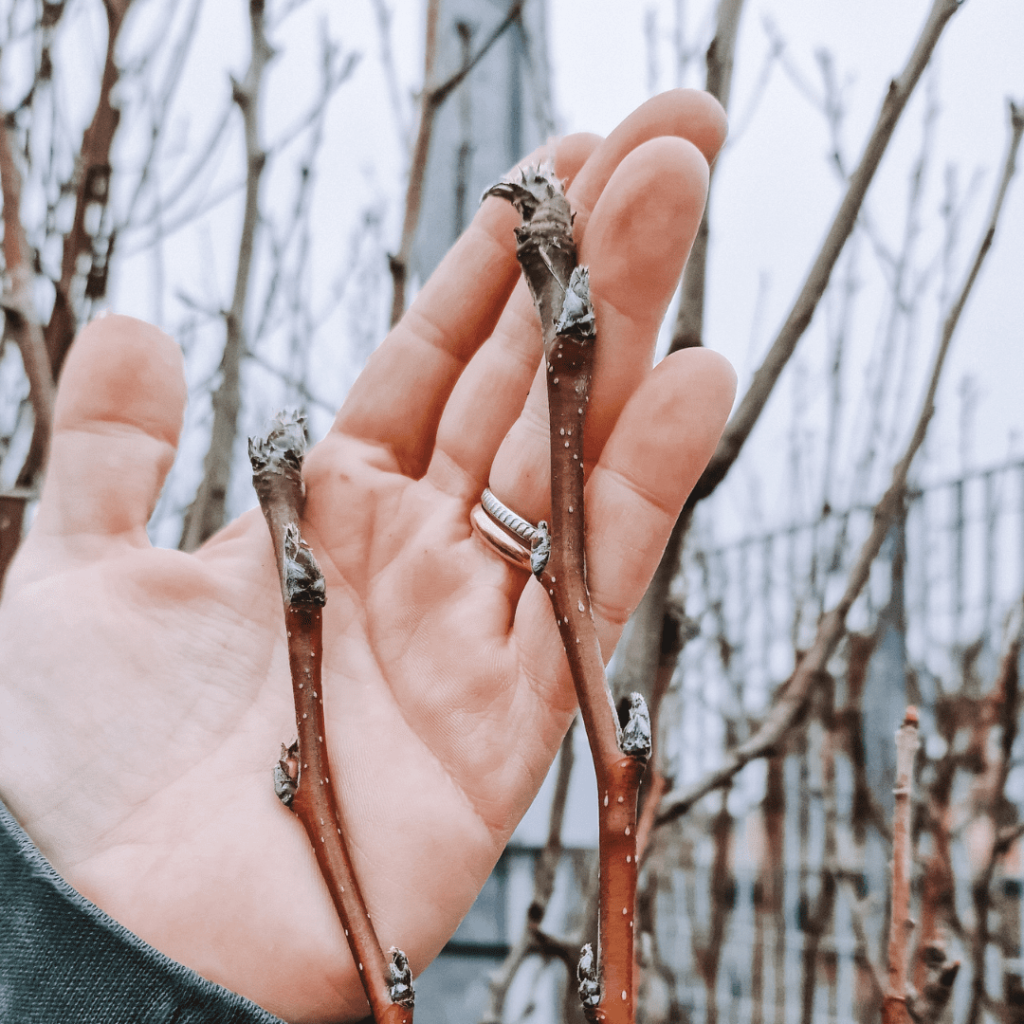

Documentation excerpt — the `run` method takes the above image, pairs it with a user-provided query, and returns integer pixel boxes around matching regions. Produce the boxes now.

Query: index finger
[330,133,601,477]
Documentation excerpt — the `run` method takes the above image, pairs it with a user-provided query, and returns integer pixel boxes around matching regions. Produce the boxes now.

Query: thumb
[32,314,186,545]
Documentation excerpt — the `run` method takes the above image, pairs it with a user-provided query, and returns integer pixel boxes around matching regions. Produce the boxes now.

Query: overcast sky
[91,0,1024,546]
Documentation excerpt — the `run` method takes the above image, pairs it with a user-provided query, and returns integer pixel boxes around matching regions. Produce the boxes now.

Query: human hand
[0,90,735,1023]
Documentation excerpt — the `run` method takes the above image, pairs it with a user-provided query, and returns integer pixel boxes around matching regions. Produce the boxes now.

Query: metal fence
[420,459,1024,1024]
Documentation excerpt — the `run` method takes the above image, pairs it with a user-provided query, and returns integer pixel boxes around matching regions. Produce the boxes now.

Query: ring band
[481,488,539,546]
[470,488,537,571]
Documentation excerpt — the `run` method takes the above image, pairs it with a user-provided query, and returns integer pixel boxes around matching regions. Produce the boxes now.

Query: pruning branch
[249,411,413,1024]
[485,167,651,1024]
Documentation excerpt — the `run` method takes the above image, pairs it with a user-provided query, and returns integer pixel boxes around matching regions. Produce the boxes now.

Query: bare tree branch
[671,0,747,353]
[656,97,1024,826]
[883,708,920,1024]
[250,411,413,1023]
[487,165,650,1024]
[179,0,272,551]
[480,721,577,1024]
[964,594,1024,1024]
[612,0,748,715]
[388,0,525,327]
[687,0,962,508]
[370,0,414,152]
[0,109,54,485]
[41,0,136,386]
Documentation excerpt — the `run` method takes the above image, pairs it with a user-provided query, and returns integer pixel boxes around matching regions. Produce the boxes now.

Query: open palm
[0,92,735,1024]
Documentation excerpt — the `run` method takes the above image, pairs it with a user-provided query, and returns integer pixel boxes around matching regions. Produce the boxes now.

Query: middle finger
[425,90,724,510]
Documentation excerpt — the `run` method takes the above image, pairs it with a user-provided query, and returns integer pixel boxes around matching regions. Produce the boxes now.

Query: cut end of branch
[555,265,596,341]
[577,943,600,1010]
[283,522,326,606]
[618,692,652,760]
[386,947,415,1008]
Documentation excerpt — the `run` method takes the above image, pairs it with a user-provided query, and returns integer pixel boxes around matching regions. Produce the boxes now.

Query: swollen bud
[577,943,600,1010]
[619,692,652,760]
[387,947,414,1007]
[248,408,307,474]
[530,520,552,577]
[273,741,299,806]
[283,523,326,607]
[555,265,596,341]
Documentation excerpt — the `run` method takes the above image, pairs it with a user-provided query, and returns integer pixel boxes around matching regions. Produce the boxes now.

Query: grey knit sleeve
[0,798,286,1024]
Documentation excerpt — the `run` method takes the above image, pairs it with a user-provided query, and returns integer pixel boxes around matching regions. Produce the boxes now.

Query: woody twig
[883,708,920,1024]
[388,0,526,327]
[249,411,413,1024]
[0,108,55,583]
[485,167,651,1024]
[656,96,1024,830]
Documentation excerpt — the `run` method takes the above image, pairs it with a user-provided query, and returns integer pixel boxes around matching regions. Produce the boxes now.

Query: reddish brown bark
[0,114,54,484]
[0,110,56,587]
[486,167,649,1024]
[250,413,413,1023]
[43,0,134,384]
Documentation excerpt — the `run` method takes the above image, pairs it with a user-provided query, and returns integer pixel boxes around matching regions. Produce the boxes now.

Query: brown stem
[693,792,733,1024]
[800,703,839,1024]
[963,595,1024,1024]
[914,701,957,996]
[688,0,962,507]
[15,0,130,489]
[655,96,1024,829]
[670,0,747,353]
[883,708,920,1024]
[41,0,134,388]
[0,109,55,585]
[180,0,270,551]
[485,167,650,1024]
[0,113,55,462]
[388,0,525,327]
[249,411,412,1023]
[613,0,749,725]
[480,720,577,1024]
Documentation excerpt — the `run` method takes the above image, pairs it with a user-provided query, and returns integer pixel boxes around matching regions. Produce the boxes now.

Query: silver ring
[481,488,539,546]
[470,488,537,571]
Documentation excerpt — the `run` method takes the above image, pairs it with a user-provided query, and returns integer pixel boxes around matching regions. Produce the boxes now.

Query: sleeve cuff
[0,797,286,1024]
